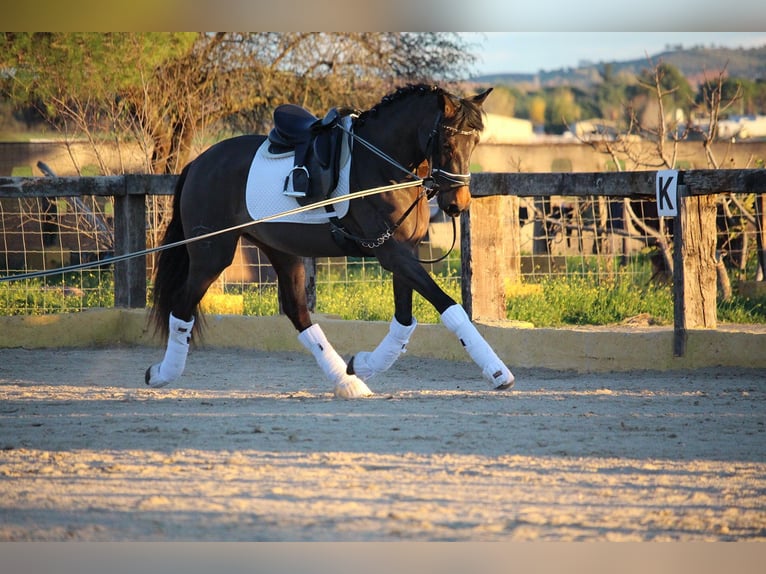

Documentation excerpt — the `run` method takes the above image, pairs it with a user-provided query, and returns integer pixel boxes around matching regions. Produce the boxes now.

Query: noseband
[424,118,477,194]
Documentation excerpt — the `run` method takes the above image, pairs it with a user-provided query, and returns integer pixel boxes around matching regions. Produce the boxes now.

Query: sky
[465,32,766,76]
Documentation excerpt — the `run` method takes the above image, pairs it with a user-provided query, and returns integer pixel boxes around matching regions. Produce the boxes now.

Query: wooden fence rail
[2,169,765,357]
[464,169,766,356]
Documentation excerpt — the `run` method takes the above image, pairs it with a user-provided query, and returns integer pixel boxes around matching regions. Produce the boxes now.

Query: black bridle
[328,111,478,260]
[426,119,477,193]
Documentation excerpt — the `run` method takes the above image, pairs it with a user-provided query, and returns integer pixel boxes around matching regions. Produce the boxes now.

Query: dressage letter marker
[656,170,679,216]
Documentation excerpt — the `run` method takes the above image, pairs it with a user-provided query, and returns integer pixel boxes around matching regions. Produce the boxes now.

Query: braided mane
[356,83,485,131]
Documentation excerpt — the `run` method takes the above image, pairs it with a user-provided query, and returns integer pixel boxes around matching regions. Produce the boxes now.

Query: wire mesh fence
[0,193,115,314]
[1,187,764,325]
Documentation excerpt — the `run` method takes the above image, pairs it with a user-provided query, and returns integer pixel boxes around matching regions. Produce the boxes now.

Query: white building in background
[716,115,766,141]
[480,113,534,143]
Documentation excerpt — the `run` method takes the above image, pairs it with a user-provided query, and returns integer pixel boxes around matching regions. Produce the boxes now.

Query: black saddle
[268,104,350,206]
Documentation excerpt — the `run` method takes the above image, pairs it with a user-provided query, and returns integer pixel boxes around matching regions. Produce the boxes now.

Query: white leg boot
[298,324,373,399]
[145,313,195,388]
[350,316,418,381]
[440,304,514,389]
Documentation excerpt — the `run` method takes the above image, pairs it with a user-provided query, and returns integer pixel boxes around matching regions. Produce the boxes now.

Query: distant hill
[472,45,766,89]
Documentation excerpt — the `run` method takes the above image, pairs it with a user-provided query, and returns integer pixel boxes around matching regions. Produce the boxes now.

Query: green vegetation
[0,271,113,315]
[3,262,765,326]
[480,52,766,134]
[240,261,461,323]
[242,278,460,323]
[505,276,674,326]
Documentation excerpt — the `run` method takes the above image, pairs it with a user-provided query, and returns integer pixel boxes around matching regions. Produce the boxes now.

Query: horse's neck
[353,106,431,178]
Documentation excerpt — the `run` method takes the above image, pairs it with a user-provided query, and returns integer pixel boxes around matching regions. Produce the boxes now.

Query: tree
[595,64,631,124]
[526,95,546,128]
[580,61,761,293]
[629,60,694,137]
[546,87,582,133]
[1,33,198,173]
[1,32,477,175]
[481,85,517,117]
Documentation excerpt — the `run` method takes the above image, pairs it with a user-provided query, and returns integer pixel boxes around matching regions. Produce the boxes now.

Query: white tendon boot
[298,324,373,399]
[440,304,514,389]
[145,313,195,388]
[350,316,418,381]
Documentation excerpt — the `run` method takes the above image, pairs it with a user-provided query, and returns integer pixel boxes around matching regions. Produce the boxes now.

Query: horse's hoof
[495,377,515,390]
[485,366,514,390]
[334,374,373,399]
[145,363,170,389]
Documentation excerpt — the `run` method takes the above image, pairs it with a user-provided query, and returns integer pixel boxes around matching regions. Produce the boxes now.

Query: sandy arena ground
[0,346,764,541]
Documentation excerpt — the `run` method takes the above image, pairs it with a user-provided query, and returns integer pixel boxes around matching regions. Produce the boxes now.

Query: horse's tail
[149,163,191,339]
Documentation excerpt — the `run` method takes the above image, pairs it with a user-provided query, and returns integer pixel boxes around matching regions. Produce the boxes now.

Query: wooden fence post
[461,195,520,321]
[672,180,718,356]
[755,193,766,279]
[114,175,147,308]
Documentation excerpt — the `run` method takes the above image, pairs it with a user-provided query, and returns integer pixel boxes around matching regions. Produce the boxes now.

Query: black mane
[356,84,484,131]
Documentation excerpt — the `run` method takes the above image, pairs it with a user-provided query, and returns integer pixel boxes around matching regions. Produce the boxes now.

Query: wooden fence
[2,169,765,357]
[464,169,766,356]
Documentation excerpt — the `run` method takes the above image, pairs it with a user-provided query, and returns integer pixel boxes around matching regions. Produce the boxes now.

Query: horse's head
[429,87,492,217]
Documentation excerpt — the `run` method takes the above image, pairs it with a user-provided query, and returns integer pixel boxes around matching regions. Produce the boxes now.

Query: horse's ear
[441,93,461,119]
[470,88,493,107]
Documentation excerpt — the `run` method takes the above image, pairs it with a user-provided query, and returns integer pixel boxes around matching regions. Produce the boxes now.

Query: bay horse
[146,83,514,398]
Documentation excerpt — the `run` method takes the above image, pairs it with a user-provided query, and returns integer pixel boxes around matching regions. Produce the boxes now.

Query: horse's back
[180,134,266,224]
[189,134,266,177]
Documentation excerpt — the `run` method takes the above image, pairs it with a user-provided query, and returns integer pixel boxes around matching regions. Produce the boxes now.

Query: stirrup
[283,166,309,197]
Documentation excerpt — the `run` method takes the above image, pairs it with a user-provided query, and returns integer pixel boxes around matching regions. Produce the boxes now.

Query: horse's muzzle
[439,185,472,217]
[432,168,472,217]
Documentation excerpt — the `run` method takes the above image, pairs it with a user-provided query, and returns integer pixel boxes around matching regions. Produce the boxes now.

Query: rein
[329,113,470,262]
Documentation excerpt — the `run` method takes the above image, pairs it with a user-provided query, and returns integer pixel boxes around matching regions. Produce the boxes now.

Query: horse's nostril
[446,205,461,217]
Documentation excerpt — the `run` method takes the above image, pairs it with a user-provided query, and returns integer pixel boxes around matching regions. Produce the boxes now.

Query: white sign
[656,170,679,216]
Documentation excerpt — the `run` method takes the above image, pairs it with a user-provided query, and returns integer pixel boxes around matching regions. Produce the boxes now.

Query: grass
[2,260,766,327]
[0,271,114,315]
[505,275,674,327]
[717,292,766,324]
[240,263,461,323]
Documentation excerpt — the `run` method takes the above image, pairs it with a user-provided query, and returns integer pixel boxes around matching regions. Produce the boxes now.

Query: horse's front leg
[376,246,515,390]
[440,303,515,389]
[347,274,418,381]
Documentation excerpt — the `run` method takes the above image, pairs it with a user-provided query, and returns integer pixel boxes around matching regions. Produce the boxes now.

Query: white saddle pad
[245,118,352,224]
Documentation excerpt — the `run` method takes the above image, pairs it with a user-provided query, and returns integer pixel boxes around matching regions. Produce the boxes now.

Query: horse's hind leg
[262,247,373,399]
[347,274,418,381]
[146,233,239,388]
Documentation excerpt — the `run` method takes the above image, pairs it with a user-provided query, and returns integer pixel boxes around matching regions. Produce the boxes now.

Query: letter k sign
[656,170,679,216]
